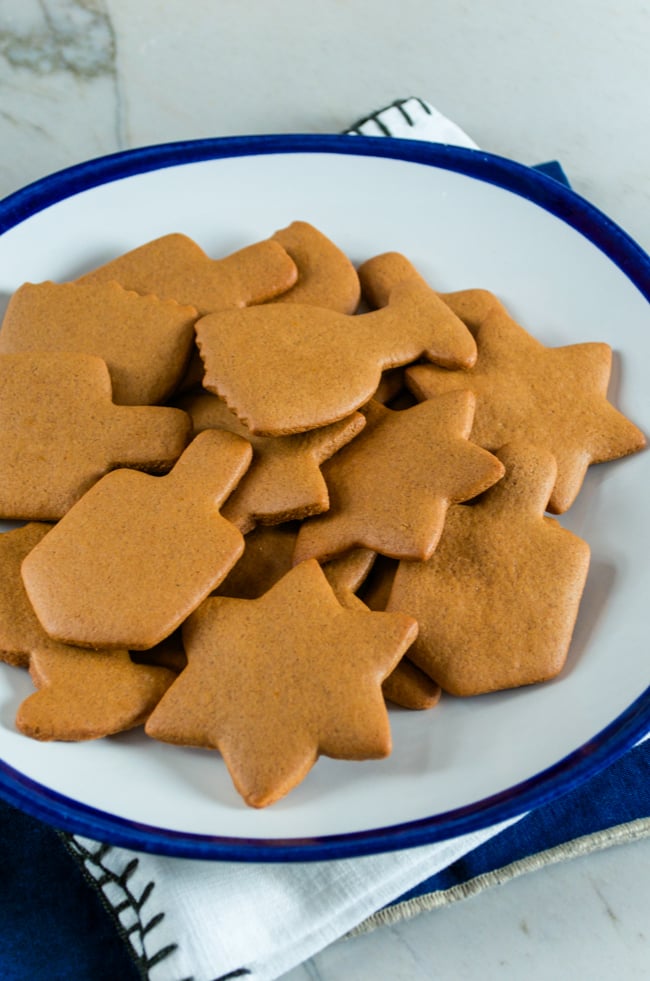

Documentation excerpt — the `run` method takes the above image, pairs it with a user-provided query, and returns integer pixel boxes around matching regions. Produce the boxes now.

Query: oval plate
[0,134,649,861]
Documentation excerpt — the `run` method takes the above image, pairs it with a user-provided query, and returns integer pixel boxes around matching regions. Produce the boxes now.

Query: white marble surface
[1,2,649,979]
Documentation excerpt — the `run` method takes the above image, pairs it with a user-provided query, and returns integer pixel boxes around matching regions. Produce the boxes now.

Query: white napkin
[346,96,479,147]
[68,99,519,981]
[69,817,519,981]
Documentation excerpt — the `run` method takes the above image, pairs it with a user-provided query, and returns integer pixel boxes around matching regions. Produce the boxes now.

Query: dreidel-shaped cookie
[195,278,477,435]
[0,352,190,521]
[77,232,297,313]
[0,523,176,739]
[22,430,252,650]
[386,442,592,695]
[0,281,199,405]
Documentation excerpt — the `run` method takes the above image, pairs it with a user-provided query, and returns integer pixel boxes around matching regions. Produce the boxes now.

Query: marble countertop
[1,2,649,979]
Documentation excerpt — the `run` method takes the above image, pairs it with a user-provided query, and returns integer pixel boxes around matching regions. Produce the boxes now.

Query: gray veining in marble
[0,0,115,77]
[0,0,124,189]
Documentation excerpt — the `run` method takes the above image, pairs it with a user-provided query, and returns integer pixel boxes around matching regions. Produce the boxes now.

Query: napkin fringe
[347,814,650,939]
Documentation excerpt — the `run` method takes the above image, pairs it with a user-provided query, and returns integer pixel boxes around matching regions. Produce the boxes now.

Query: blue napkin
[1,738,649,981]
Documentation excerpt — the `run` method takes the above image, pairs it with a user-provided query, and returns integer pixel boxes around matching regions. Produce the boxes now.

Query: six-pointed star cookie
[293,394,505,564]
[195,279,476,435]
[386,443,591,695]
[406,296,646,513]
[176,390,365,532]
[145,559,418,807]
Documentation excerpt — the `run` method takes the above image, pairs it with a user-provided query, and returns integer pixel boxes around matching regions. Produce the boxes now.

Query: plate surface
[0,134,649,861]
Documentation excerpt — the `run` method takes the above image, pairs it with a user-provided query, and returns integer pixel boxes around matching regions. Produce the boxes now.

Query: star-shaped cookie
[293,394,505,564]
[76,232,297,313]
[176,390,365,532]
[386,443,591,695]
[406,295,646,513]
[195,278,476,435]
[145,559,417,807]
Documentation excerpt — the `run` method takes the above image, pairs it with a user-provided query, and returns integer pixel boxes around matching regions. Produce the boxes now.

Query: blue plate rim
[1,132,649,861]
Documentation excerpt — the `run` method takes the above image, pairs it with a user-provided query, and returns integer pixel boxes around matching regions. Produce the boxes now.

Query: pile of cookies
[0,222,645,808]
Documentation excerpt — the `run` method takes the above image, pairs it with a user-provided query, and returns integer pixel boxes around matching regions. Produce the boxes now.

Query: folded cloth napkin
[1,98,649,981]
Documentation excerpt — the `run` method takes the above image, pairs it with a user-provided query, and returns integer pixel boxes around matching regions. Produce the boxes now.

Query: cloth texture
[1,97,648,981]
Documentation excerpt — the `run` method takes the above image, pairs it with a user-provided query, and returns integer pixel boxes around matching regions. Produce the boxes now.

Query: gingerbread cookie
[215,523,299,600]
[293,394,505,564]
[386,443,591,695]
[21,430,252,650]
[0,352,191,520]
[195,279,477,435]
[364,257,649,512]
[359,250,503,334]
[130,631,187,674]
[322,549,440,711]
[16,648,175,741]
[76,232,297,314]
[0,281,198,405]
[0,523,59,668]
[381,658,441,711]
[176,390,365,532]
[271,221,361,313]
[145,559,418,808]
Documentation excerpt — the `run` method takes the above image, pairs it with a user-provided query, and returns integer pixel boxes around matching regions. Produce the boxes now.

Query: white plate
[0,135,648,860]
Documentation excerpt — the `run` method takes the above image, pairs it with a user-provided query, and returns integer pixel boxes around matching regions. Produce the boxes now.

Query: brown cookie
[0,521,172,737]
[145,559,418,808]
[0,281,198,405]
[271,221,361,312]
[321,548,378,601]
[76,232,298,313]
[130,631,188,674]
[293,394,505,564]
[16,648,175,741]
[0,523,60,668]
[381,658,441,711]
[386,443,591,695]
[359,251,500,327]
[353,554,441,710]
[195,278,477,435]
[215,523,299,600]
[323,550,440,711]
[364,262,649,512]
[21,430,252,650]
[176,390,365,533]
[0,352,191,520]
